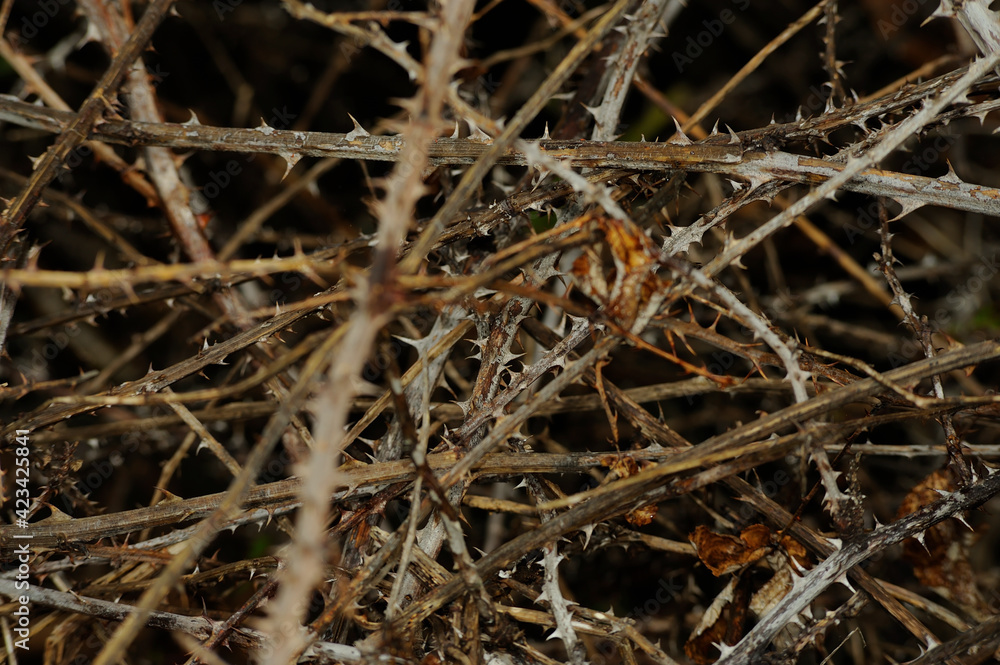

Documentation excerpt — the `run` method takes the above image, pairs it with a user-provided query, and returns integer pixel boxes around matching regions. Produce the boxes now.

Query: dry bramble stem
[4,89,1000,219]
[4,2,1000,664]
[0,0,178,254]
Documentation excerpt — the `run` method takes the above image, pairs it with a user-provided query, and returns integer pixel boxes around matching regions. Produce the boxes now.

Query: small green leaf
[530,210,556,233]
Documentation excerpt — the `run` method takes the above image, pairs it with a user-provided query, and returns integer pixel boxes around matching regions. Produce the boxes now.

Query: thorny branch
[2,1,1000,664]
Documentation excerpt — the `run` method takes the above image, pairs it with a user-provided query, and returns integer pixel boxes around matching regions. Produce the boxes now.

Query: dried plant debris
[3,1,1000,664]
[896,468,993,622]
[685,524,812,662]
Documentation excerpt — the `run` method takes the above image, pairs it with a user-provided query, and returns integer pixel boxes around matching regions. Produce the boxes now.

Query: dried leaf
[625,503,658,527]
[690,524,772,577]
[896,467,990,618]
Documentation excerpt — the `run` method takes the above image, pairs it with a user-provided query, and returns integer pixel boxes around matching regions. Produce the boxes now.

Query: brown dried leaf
[570,217,665,328]
[603,217,660,326]
[747,554,796,620]
[570,248,608,304]
[600,454,658,525]
[625,503,658,527]
[778,534,812,573]
[690,524,771,577]
[687,525,812,661]
[896,467,990,618]
[600,454,640,480]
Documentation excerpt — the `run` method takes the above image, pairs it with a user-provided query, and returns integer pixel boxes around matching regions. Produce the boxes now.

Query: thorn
[940,160,963,185]
[725,124,741,145]
[953,511,974,531]
[467,120,492,143]
[667,117,692,145]
[835,572,856,593]
[279,151,302,181]
[255,119,275,136]
[887,198,926,221]
[346,114,370,141]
